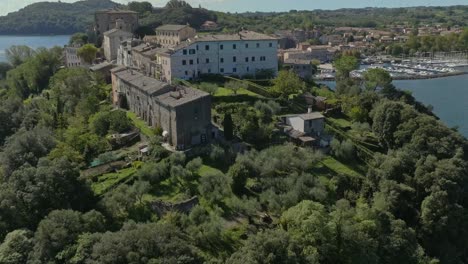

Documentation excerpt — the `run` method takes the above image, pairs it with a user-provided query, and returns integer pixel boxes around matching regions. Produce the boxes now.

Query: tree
[69,33,88,45]
[198,171,232,205]
[5,45,35,67]
[0,62,12,79]
[166,0,192,8]
[227,229,305,264]
[88,222,202,263]
[333,55,359,80]
[199,82,218,95]
[223,113,234,140]
[0,229,34,264]
[77,44,98,64]
[271,70,304,98]
[227,162,250,195]
[330,138,356,161]
[1,127,56,177]
[363,68,392,91]
[30,210,105,263]
[225,80,243,95]
[128,1,153,16]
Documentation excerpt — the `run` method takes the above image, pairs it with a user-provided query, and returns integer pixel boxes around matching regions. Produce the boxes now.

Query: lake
[319,74,468,138]
[0,35,71,62]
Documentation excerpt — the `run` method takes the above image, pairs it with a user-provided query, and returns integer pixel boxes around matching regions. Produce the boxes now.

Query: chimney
[307,106,312,114]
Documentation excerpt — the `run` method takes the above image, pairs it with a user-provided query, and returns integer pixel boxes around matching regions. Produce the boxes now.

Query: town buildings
[103,25,134,62]
[149,24,197,48]
[154,30,279,82]
[111,67,213,150]
[281,109,327,147]
[94,9,138,38]
[64,45,85,68]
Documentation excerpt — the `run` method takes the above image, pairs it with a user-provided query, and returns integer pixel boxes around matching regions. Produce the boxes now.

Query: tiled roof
[113,69,171,95]
[168,30,278,52]
[299,112,325,120]
[103,28,133,36]
[156,86,209,107]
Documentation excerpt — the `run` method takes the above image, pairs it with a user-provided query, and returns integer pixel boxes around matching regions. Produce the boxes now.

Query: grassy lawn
[126,111,155,137]
[321,156,364,179]
[328,117,352,129]
[215,87,261,97]
[92,167,137,196]
[198,164,223,177]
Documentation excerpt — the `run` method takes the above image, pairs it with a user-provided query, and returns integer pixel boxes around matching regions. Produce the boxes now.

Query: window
[233,56,237,62]
[205,45,210,50]
[220,44,224,50]
[269,43,273,47]
[189,49,196,54]
[185,71,188,75]
[256,43,260,48]
[247,67,250,72]
[182,60,187,65]
[183,49,187,55]
[220,58,224,63]
[245,43,249,48]
[252,56,256,62]
[189,59,194,65]
[220,68,224,73]
[245,57,249,62]
[233,68,237,73]
[206,58,210,63]
[233,44,237,49]
[196,45,199,50]
[260,56,266,61]
[208,69,211,73]
[197,58,199,64]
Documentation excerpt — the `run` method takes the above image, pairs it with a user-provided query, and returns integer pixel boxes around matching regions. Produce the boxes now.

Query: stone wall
[150,196,199,216]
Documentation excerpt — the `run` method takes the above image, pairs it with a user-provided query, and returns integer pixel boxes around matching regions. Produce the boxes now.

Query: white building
[154,30,279,82]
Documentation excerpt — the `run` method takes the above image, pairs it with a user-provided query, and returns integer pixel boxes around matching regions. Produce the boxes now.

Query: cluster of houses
[63,9,332,151]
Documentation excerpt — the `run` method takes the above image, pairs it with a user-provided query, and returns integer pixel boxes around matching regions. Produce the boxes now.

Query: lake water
[0,35,71,62]
[319,73,468,138]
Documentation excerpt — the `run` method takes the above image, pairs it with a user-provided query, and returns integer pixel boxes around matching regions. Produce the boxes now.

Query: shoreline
[314,71,467,81]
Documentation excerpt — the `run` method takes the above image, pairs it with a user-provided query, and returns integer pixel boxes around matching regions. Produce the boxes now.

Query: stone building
[150,24,197,48]
[103,26,133,62]
[63,45,85,68]
[281,109,326,147]
[111,67,212,150]
[283,59,314,80]
[94,9,138,38]
[154,30,278,83]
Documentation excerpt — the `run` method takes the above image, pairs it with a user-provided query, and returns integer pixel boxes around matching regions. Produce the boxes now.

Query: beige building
[103,27,133,62]
[94,9,138,38]
[154,30,278,82]
[152,24,197,48]
[64,45,85,68]
[111,67,212,150]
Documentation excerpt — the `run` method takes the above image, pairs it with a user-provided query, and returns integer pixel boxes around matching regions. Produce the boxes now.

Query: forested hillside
[0,43,468,263]
[0,0,119,34]
[0,0,467,35]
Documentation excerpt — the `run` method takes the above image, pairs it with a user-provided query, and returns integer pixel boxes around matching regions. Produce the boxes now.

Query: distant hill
[0,0,466,36]
[0,0,120,35]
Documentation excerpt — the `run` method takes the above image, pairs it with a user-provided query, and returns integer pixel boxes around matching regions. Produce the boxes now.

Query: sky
[2,0,468,16]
